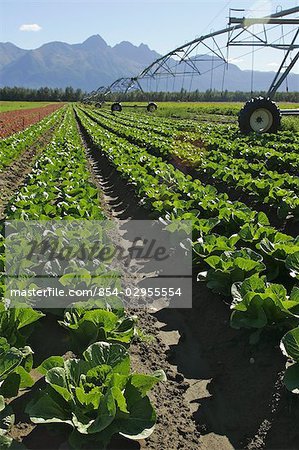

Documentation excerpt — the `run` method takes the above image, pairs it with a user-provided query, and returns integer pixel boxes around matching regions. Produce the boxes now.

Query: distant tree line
[0,86,298,103]
[110,88,299,103]
[0,86,85,102]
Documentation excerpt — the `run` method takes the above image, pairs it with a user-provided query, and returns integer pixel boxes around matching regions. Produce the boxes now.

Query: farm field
[104,101,299,132]
[0,103,64,138]
[1,102,299,449]
[0,101,58,113]
[121,101,299,121]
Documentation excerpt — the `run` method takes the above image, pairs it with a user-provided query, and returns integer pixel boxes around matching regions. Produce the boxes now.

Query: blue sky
[0,0,298,73]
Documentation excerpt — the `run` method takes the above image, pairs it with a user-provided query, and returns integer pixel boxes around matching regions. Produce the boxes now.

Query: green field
[146,101,299,118]
[102,101,299,131]
[0,101,56,113]
[1,101,299,448]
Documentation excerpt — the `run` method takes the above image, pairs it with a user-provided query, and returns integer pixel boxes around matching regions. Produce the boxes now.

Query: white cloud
[267,62,279,68]
[19,24,42,32]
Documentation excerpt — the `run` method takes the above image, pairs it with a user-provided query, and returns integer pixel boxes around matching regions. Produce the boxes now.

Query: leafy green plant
[286,251,299,280]
[27,341,166,449]
[230,275,299,342]
[0,337,34,398]
[198,248,266,296]
[0,108,64,172]
[0,304,44,347]
[193,233,239,259]
[59,305,137,353]
[281,327,299,394]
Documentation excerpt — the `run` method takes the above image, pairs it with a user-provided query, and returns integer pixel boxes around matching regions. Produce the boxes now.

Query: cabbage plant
[198,248,266,295]
[0,303,44,347]
[230,275,299,342]
[26,341,165,449]
[281,327,299,394]
[0,337,34,397]
[59,306,137,353]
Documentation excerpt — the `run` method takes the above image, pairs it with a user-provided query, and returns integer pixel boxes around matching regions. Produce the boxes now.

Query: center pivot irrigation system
[84,5,299,133]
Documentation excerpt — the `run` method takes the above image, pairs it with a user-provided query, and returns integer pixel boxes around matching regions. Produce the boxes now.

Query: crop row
[94,108,177,137]
[87,105,200,132]
[87,106,298,170]
[91,107,299,169]
[99,107,299,185]
[0,107,65,173]
[95,105,299,151]
[0,104,64,139]
[76,108,299,286]
[82,107,299,221]
[106,109,299,215]
[0,106,165,448]
[190,149,299,220]
[6,108,105,220]
[76,106,299,395]
[143,107,299,148]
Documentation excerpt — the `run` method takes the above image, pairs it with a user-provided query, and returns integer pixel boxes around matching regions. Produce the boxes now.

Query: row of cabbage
[0,107,165,449]
[84,107,299,221]
[0,107,65,173]
[76,106,299,397]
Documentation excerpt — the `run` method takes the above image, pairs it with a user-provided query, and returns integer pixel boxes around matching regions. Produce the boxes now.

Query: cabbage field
[0,102,299,449]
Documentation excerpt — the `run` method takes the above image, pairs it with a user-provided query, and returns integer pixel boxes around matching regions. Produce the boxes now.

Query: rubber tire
[147,102,158,112]
[95,102,102,108]
[111,102,122,112]
[238,97,281,134]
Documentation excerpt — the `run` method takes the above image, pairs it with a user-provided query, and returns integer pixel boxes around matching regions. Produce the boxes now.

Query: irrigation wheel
[111,102,122,112]
[147,102,158,112]
[238,97,281,134]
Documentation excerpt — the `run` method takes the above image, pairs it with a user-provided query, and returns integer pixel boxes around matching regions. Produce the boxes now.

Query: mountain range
[0,35,298,92]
